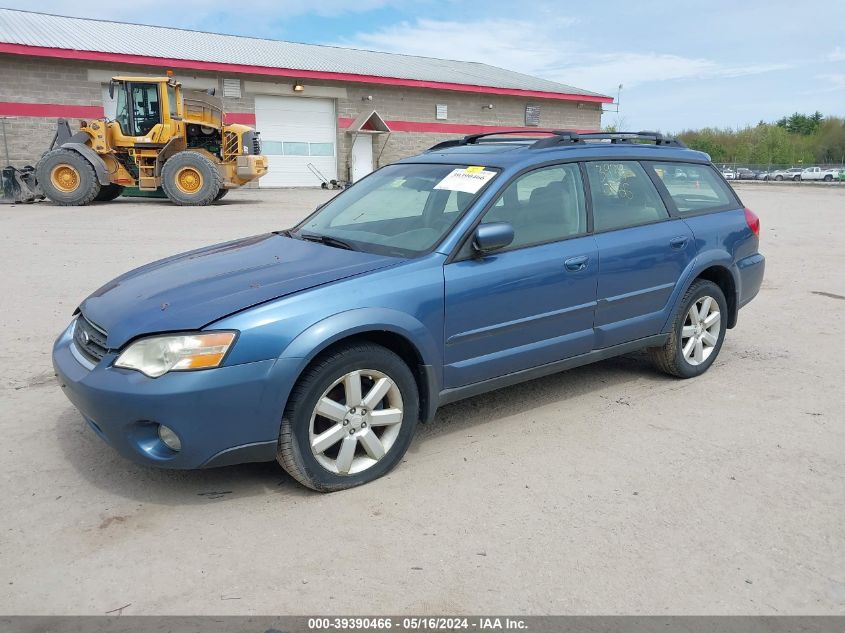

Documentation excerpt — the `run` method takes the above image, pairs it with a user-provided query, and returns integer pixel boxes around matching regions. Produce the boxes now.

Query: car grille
[73,315,109,363]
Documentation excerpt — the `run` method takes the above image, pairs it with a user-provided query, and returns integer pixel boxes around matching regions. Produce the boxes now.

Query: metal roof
[0,9,609,100]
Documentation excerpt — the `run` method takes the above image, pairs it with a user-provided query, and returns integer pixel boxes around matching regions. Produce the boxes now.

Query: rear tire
[824,174,833,182]
[36,149,100,206]
[277,342,419,492]
[650,279,728,379]
[775,175,783,181]
[94,183,124,202]
[213,188,229,201]
[161,151,221,206]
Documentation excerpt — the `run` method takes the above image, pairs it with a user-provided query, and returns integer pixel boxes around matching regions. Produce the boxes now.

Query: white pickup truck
[800,166,841,181]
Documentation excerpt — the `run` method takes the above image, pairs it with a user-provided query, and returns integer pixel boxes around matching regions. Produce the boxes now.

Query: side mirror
[108,80,116,99]
[472,222,514,254]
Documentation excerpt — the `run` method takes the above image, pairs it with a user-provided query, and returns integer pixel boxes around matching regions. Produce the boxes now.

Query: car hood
[79,233,398,348]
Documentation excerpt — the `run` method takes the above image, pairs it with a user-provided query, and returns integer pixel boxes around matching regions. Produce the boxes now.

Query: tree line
[674,112,845,167]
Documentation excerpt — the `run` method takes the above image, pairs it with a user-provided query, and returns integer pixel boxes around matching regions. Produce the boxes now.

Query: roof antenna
[603,83,623,115]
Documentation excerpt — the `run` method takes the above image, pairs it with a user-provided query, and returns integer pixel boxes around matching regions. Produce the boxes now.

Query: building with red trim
[0,9,610,186]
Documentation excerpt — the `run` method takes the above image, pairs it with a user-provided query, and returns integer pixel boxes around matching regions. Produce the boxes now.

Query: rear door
[585,160,696,349]
[443,163,597,388]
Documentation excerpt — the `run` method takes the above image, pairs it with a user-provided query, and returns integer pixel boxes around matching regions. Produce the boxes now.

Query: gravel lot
[0,184,842,615]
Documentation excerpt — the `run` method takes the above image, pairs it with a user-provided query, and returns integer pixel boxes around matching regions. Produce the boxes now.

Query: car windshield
[292,163,499,257]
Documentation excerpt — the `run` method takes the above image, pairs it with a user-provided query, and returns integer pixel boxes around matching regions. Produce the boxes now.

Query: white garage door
[254,95,337,187]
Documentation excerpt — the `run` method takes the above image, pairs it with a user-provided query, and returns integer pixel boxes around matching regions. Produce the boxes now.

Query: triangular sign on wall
[346,110,390,133]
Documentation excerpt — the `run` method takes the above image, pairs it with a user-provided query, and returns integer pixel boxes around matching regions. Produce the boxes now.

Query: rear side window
[651,162,736,213]
[584,161,669,232]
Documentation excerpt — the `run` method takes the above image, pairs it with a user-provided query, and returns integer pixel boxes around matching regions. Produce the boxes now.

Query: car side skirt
[437,333,670,407]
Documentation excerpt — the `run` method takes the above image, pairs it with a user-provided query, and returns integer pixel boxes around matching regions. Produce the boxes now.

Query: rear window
[651,163,736,213]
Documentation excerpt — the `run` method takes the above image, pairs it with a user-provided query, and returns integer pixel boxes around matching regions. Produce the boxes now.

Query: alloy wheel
[681,295,721,366]
[309,369,404,475]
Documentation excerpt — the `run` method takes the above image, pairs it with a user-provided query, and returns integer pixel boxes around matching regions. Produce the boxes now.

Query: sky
[3,0,844,131]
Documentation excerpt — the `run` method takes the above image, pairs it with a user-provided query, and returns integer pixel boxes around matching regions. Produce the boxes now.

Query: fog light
[158,424,181,452]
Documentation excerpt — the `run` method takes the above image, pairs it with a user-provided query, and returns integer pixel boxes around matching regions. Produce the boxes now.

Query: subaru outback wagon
[53,130,765,491]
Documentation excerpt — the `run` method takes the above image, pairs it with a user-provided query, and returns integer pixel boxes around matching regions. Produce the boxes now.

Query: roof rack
[427,129,686,152]
[532,130,686,149]
[427,129,565,151]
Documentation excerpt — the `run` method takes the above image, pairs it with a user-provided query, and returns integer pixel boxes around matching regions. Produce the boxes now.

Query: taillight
[744,207,760,237]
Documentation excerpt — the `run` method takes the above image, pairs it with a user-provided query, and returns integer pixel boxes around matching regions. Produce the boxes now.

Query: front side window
[482,163,586,249]
[650,162,736,213]
[114,84,129,134]
[295,163,498,256]
[585,161,669,232]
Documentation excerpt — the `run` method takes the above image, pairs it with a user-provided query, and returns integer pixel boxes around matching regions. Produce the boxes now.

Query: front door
[584,160,696,348]
[444,163,598,388]
[351,134,373,183]
[114,82,162,139]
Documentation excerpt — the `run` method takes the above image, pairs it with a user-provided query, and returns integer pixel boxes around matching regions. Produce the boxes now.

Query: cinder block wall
[0,54,603,181]
[0,55,103,167]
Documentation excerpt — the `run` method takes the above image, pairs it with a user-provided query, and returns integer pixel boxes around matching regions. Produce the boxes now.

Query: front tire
[36,149,100,206]
[277,342,419,492]
[161,151,222,206]
[650,280,727,379]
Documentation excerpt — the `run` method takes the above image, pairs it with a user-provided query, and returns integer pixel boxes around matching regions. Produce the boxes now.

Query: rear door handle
[670,236,690,249]
[564,255,589,272]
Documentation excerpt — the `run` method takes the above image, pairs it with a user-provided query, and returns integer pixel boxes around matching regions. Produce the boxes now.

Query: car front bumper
[52,321,296,469]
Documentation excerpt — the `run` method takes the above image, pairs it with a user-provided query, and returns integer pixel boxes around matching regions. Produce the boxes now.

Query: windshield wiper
[298,232,356,251]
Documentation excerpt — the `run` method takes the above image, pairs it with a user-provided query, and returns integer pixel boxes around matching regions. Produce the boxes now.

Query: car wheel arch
[665,255,739,332]
[279,309,442,423]
[694,265,738,328]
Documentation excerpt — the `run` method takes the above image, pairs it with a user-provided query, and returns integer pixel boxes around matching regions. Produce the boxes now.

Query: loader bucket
[1,166,44,204]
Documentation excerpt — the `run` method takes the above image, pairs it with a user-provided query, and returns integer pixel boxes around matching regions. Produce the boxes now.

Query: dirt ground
[0,184,842,615]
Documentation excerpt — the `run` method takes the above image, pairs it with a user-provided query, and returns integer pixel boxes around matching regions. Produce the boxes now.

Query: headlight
[114,332,236,378]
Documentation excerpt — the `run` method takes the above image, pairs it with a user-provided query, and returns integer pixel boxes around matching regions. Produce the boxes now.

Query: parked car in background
[800,166,841,182]
[771,167,803,181]
[52,130,765,491]
[840,171,845,182]
[721,168,736,180]
[756,170,771,181]
[735,168,758,180]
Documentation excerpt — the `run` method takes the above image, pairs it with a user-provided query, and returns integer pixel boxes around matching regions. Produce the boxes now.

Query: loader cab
[109,77,181,139]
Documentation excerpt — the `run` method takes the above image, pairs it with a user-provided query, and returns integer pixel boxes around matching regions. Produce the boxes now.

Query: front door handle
[670,236,690,249]
[564,255,589,272]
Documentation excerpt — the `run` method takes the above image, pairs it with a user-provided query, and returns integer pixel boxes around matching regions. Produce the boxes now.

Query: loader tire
[94,184,124,202]
[36,149,100,206]
[161,152,222,206]
[214,188,229,202]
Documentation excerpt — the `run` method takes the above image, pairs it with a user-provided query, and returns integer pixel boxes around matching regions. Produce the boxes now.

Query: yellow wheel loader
[33,75,268,206]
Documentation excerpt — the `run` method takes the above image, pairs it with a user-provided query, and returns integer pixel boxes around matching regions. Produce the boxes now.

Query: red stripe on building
[0,43,613,104]
[0,101,104,118]
[0,103,595,136]
[0,101,256,125]
[223,112,256,125]
[338,117,598,135]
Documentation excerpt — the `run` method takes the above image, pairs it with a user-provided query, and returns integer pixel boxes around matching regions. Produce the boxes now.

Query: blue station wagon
[53,131,765,491]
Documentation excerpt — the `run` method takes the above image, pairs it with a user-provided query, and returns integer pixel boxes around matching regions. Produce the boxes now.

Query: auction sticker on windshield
[433,166,497,194]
